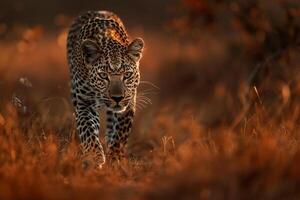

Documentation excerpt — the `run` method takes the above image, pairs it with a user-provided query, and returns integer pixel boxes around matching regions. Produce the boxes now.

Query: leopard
[66,10,144,167]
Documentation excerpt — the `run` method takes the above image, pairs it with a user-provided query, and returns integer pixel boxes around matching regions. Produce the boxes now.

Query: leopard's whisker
[137,95,152,104]
[140,81,160,90]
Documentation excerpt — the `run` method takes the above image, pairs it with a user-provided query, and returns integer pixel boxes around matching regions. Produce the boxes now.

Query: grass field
[0,14,300,199]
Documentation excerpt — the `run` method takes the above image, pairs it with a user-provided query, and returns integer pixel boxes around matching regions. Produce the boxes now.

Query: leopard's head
[81,37,144,112]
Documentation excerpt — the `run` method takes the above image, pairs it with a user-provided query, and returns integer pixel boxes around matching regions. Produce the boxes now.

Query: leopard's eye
[99,72,108,79]
[124,71,133,79]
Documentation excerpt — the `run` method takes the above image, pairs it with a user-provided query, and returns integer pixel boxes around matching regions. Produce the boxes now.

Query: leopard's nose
[111,95,124,104]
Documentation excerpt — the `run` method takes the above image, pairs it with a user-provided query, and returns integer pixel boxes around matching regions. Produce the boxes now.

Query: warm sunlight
[0,0,300,199]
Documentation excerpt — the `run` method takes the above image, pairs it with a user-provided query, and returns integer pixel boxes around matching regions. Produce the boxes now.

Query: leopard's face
[89,59,140,112]
[82,38,144,112]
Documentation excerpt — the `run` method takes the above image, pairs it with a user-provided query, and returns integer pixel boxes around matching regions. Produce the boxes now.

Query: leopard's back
[67,11,129,80]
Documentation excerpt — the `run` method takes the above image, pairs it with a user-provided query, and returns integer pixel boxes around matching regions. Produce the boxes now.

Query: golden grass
[1,102,300,199]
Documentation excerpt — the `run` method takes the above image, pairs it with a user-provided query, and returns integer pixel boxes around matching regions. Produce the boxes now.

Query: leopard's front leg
[105,107,134,162]
[74,99,105,167]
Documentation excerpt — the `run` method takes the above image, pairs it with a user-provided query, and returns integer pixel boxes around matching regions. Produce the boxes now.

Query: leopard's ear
[81,39,101,65]
[127,38,144,62]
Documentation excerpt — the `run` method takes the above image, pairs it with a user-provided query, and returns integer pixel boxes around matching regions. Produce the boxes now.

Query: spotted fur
[67,11,144,167]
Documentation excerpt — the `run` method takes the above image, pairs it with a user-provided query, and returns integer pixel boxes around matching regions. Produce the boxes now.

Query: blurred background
[0,1,300,198]
[1,0,300,148]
